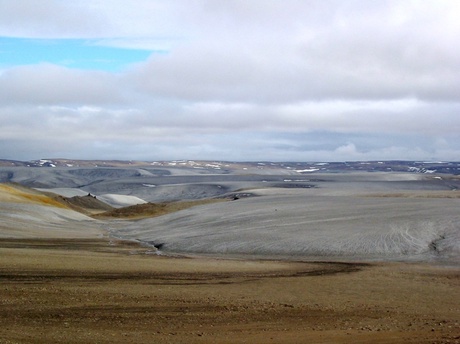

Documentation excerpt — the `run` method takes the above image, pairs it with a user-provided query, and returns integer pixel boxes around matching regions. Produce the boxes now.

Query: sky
[0,0,459,162]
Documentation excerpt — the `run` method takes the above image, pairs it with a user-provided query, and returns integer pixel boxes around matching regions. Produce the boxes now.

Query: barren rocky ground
[1,238,459,344]
[0,164,459,343]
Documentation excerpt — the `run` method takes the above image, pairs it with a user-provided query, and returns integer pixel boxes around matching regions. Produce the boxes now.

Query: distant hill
[0,158,459,174]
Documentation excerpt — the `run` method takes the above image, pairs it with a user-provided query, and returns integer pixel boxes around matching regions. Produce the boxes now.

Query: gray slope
[110,188,460,263]
[2,166,459,263]
[0,202,103,238]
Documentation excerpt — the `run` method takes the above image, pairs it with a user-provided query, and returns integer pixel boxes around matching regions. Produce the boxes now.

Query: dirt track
[0,239,459,344]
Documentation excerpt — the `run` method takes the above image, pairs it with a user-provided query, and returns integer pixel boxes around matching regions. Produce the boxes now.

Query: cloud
[0,64,122,105]
[1,1,460,161]
[0,0,108,38]
[91,38,174,51]
[129,8,460,104]
[0,0,188,39]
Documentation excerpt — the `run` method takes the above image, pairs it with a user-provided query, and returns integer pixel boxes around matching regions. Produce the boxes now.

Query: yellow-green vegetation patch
[0,183,69,209]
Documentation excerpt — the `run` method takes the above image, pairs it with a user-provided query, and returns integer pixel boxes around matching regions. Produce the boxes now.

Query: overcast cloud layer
[1,0,459,162]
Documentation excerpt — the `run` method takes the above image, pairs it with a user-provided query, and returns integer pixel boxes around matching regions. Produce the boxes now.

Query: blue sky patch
[0,37,156,72]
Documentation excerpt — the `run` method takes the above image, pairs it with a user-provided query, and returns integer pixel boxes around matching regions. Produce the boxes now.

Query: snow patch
[295,168,320,173]
[98,194,147,208]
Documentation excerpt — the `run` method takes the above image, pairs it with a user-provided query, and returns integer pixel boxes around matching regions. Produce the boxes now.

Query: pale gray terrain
[110,181,460,264]
[1,163,459,264]
[0,202,103,239]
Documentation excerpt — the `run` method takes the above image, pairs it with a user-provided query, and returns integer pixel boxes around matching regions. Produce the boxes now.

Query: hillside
[0,183,70,209]
[94,199,225,220]
[0,183,114,215]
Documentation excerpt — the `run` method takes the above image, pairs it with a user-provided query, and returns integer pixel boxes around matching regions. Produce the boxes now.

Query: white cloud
[1,0,460,161]
[0,0,108,38]
[91,38,174,51]
[0,64,122,105]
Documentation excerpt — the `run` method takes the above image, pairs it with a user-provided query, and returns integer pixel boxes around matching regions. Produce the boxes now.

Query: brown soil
[56,194,114,214]
[362,190,460,198]
[93,199,226,220]
[0,238,458,344]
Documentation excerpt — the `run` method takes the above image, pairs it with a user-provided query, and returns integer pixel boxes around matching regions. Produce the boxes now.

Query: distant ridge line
[1,159,459,174]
